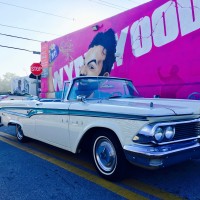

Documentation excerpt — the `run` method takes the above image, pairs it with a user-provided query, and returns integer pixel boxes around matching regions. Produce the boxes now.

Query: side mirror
[77,95,86,102]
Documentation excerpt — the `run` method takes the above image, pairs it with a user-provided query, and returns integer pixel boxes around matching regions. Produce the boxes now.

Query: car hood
[73,98,200,117]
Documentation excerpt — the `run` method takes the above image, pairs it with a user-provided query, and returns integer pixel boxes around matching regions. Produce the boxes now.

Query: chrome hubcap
[94,137,117,173]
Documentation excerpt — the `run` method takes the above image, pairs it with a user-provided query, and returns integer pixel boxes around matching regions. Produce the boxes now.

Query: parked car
[0,93,38,101]
[0,95,8,100]
[0,76,200,181]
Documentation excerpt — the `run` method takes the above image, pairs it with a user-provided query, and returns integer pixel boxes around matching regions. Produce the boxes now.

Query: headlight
[164,126,175,140]
[134,123,176,144]
[154,127,164,142]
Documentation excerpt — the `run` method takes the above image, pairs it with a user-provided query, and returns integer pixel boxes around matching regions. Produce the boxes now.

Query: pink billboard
[40,0,200,99]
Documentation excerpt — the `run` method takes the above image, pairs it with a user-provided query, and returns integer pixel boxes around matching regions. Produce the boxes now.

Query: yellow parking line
[0,132,94,171]
[0,135,147,200]
[0,132,16,139]
[123,179,183,200]
[0,132,183,200]
[29,141,95,171]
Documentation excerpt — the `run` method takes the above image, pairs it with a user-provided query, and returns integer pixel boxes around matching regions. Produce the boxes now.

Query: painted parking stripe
[31,144,183,200]
[0,134,146,200]
[0,132,94,171]
[0,132,183,200]
[123,179,182,200]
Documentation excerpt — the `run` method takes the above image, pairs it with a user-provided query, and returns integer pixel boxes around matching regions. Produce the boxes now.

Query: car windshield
[68,77,140,100]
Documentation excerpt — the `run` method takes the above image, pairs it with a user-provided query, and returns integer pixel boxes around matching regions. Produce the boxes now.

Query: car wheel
[16,125,27,143]
[92,131,127,181]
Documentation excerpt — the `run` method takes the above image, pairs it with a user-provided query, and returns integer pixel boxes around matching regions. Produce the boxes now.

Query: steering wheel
[111,92,122,97]
[188,92,200,100]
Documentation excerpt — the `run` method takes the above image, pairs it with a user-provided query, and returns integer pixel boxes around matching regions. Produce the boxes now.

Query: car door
[34,101,70,149]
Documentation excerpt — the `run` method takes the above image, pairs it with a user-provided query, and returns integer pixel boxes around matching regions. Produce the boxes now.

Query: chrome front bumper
[123,139,200,169]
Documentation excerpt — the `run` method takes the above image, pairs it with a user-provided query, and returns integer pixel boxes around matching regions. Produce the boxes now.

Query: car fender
[71,117,131,153]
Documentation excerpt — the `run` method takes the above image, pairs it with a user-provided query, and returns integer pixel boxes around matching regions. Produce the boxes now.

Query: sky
[0,0,151,78]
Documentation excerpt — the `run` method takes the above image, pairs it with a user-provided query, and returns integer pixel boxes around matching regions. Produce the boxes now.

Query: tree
[0,73,17,93]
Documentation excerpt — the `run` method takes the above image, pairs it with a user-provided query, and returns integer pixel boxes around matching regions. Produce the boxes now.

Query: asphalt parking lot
[1,126,200,200]
[0,126,127,200]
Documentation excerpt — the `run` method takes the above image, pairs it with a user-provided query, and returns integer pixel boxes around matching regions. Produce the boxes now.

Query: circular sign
[30,63,43,76]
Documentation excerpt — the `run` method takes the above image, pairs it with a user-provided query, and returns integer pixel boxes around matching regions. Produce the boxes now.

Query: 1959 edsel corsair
[1,76,200,181]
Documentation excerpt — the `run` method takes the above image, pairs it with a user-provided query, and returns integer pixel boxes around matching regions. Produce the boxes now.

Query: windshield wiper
[109,95,122,99]
[109,95,137,99]
[124,96,134,98]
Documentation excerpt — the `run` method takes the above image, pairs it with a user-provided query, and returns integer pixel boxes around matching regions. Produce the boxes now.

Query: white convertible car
[1,76,200,181]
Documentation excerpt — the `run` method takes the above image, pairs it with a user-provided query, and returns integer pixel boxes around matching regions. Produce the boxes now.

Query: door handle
[36,102,43,106]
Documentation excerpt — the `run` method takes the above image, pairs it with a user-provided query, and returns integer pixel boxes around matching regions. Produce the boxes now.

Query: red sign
[30,63,43,76]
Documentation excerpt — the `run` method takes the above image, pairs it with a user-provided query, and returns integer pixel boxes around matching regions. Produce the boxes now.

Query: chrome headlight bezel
[133,123,176,144]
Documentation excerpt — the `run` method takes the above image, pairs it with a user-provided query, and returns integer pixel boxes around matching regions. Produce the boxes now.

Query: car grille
[174,122,200,140]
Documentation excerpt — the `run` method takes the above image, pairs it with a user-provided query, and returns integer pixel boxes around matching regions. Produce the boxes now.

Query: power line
[0,33,42,42]
[0,1,75,21]
[89,0,125,10]
[98,0,128,10]
[89,0,150,10]
[126,0,138,2]
[0,44,40,54]
[126,0,146,3]
[0,23,59,36]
